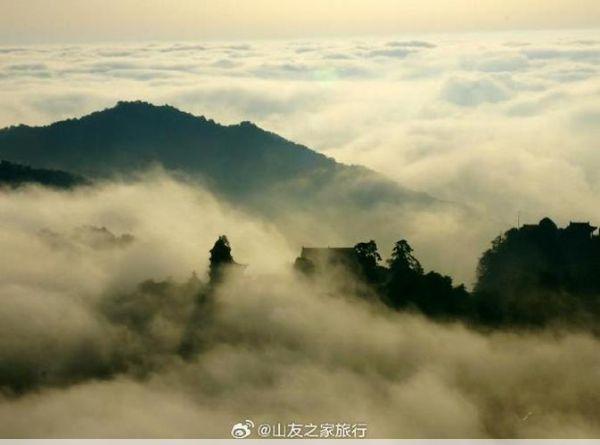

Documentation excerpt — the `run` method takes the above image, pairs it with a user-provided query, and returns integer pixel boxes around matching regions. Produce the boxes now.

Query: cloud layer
[1,177,600,438]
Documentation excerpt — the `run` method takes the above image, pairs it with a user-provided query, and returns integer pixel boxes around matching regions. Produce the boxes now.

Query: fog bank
[0,177,599,438]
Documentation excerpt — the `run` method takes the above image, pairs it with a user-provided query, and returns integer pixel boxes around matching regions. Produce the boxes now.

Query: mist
[1,174,599,438]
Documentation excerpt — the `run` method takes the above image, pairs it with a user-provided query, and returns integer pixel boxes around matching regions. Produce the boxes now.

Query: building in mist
[295,246,360,274]
[563,222,597,240]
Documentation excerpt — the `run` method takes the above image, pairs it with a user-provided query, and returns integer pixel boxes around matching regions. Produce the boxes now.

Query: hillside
[0,160,87,189]
[0,101,432,205]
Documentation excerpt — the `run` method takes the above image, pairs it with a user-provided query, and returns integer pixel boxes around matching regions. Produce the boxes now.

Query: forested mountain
[0,101,433,208]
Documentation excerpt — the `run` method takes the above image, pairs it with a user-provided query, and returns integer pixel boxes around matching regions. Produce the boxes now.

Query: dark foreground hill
[0,159,87,189]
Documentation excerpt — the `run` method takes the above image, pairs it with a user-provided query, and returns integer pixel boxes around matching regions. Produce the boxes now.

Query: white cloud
[440,76,512,106]
[0,177,600,438]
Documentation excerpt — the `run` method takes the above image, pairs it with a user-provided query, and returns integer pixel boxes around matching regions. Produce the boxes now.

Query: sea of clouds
[0,177,599,438]
[0,30,599,229]
[1,31,600,437]
[1,30,600,284]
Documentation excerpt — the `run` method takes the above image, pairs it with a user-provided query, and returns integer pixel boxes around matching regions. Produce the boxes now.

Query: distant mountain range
[0,101,446,249]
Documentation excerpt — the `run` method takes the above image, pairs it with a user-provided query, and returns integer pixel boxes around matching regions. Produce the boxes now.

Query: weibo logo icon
[231,419,254,439]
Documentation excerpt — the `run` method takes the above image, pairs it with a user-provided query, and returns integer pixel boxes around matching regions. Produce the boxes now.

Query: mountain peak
[0,102,335,187]
[108,101,262,129]
[97,100,205,122]
[113,100,180,114]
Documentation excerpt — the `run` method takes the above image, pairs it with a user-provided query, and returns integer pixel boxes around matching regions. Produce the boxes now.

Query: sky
[0,0,599,43]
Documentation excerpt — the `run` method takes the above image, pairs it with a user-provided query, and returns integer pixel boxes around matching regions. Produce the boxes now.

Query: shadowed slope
[0,160,87,189]
[0,101,433,206]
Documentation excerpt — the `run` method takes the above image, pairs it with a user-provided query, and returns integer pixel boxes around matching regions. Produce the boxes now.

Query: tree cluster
[473,218,600,327]
[295,217,600,330]
[349,239,470,320]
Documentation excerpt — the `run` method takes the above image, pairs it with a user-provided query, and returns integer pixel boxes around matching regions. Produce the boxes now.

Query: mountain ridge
[0,101,434,206]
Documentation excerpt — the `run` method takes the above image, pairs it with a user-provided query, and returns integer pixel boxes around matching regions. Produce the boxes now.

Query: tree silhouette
[382,239,469,318]
[179,235,238,359]
[209,235,236,284]
[387,239,423,274]
[353,240,383,284]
